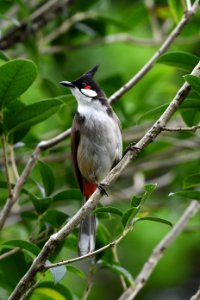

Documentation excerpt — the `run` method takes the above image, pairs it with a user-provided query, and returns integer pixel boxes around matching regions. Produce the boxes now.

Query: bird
[60,65,122,256]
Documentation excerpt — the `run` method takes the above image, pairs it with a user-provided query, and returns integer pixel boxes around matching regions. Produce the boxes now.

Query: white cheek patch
[81,88,97,98]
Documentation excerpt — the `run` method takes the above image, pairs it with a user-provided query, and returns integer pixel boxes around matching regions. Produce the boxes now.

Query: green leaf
[30,197,53,214]
[136,216,173,227]
[170,190,200,200]
[122,184,156,228]
[67,265,86,279]
[43,210,69,228]
[131,195,142,207]
[34,282,73,300]
[102,263,134,285]
[0,59,37,108]
[141,184,157,205]
[94,206,123,216]
[1,240,40,256]
[183,173,200,189]
[180,97,200,126]
[138,103,168,122]
[7,99,62,134]
[47,262,66,284]
[96,223,111,245]
[121,207,138,228]
[157,51,199,71]
[184,75,200,96]
[53,189,82,202]
[38,161,55,196]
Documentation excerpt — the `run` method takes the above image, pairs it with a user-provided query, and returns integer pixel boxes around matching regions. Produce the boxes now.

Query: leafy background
[0,0,200,299]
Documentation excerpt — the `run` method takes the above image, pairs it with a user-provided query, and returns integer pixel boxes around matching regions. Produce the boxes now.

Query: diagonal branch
[7,60,200,300]
[118,200,200,300]
[109,0,199,104]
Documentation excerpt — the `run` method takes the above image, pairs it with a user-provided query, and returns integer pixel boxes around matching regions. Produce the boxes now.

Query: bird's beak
[60,81,75,88]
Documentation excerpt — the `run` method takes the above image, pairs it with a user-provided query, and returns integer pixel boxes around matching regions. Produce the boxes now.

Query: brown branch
[7,60,200,300]
[118,200,200,300]
[0,0,72,50]
[108,0,199,104]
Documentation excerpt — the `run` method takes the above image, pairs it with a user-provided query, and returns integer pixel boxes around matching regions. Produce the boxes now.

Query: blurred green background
[0,0,200,299]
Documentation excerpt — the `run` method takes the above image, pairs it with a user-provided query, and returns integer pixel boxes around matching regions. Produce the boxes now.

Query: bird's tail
[78,181,97,256]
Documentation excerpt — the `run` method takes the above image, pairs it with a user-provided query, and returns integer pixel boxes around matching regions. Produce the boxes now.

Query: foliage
[0,1,200,300]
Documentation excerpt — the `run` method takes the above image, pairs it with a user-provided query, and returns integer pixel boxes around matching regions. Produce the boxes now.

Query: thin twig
[112,246,127,290]
[108,0,199,104]
[8,58,200,300]
[44,228,129,269]
[118,200,200,300]
[0,247,19,260]
[162,125,200,132]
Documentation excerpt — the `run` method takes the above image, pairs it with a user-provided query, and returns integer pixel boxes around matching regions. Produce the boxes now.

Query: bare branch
[8,61,200,300]
[118,200,200,300]
[109,1,199,104]
[44,226,129,269]
[0,0,72,50]
[162,125,200,132]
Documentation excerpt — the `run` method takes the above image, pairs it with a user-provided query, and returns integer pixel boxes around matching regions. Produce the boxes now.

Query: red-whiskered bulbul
[60,65,122,256]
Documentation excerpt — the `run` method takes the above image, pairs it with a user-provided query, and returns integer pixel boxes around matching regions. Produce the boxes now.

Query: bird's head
[60,65,105,104]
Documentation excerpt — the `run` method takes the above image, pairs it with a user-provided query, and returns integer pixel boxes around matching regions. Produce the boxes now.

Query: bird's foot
[97,183,109,197]
[123,142,141,156]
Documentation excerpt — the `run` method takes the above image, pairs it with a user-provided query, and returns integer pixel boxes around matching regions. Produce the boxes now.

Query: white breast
[77,101,122,182]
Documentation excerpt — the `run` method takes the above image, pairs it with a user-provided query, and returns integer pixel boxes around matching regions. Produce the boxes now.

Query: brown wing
[71,116,83,193]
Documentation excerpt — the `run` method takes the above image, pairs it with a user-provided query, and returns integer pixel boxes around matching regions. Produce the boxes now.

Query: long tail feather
[78,181,97,256]
[78,215,96,256]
